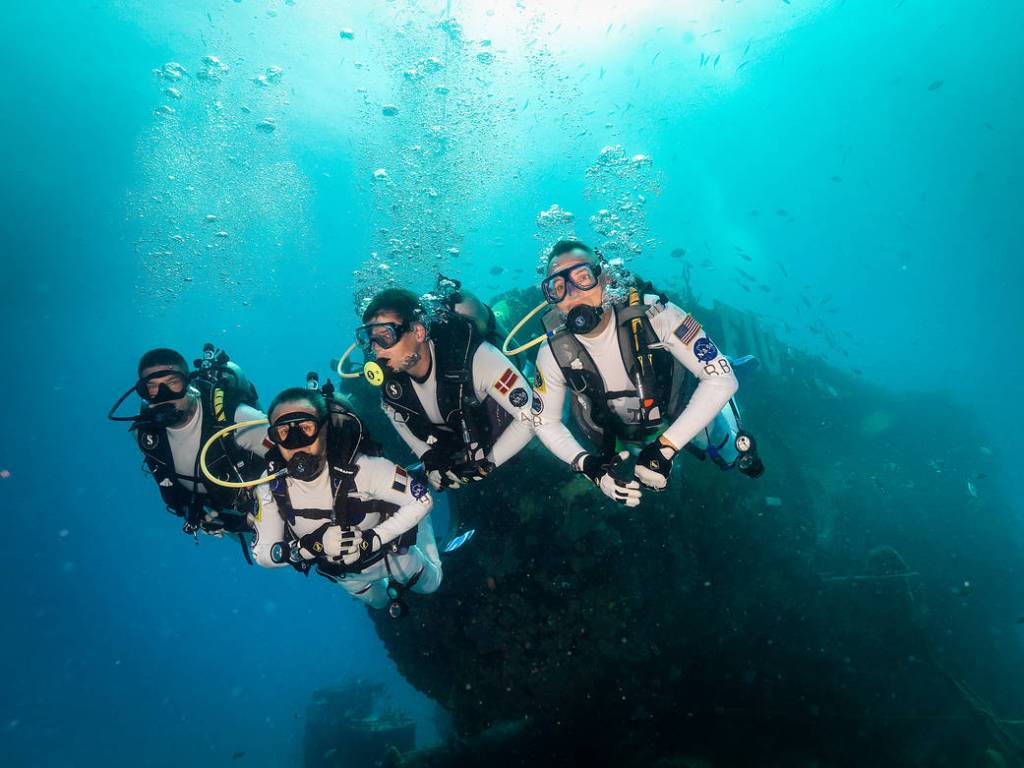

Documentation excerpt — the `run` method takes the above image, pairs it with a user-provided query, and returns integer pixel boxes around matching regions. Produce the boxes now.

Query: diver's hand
[451,459,495,484]
[295,523,333,560]
[573,451,642,508]
[634,439,678,491]
[322,525,362,561]
[343,528,381,566]
[421,447,463,491]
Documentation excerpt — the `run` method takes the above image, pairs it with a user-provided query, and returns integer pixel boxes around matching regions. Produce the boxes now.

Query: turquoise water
[1,1,1021,765]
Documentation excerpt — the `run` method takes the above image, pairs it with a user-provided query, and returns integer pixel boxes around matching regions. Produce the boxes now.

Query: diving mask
[541,262,603,304]
[268,411,328,449]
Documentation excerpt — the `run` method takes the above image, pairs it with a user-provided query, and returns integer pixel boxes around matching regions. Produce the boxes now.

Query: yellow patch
[533,369,546,394]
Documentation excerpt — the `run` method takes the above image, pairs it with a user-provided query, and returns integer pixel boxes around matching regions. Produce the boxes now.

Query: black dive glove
[294,522,332,560]
[421,447,464,491]
[353,529,382,567]
[451,459,495,484]
[573,451,642,508]
[634,440,678,491]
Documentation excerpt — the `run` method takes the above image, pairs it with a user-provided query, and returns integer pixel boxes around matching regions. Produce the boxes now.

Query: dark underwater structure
[317,289,1024,768]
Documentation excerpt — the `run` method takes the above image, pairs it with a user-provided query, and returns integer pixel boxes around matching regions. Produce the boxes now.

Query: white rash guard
[250,453,442,608]
[251,454,435,564]
[532,297,739,465]
[165,398,269,494]
[381,340,535,467]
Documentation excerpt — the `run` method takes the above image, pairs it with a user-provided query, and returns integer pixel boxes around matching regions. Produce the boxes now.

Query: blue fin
[726,354,758,381]
[443,529,476,554]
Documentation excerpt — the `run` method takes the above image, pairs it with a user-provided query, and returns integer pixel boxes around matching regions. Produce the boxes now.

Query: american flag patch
[494,368,518,395]
[391,465,409,492]
[674,314,702,345]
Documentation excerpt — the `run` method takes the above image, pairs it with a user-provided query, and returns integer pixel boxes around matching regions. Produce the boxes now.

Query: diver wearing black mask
[251,387,443,613]
[108,347,269,540]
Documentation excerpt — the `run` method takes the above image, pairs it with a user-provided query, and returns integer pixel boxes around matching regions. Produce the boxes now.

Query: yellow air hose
[335,341,363,380]
[502,301,551,357]
[199,419,287,489]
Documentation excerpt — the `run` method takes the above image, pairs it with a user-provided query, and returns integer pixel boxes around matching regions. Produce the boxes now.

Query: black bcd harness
[265,400,416,581]
[379,312,500,461]
[134,377,265,530]
[543,281,693,457]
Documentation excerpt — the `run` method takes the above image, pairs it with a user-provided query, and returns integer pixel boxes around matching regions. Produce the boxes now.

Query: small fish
[1016,617,1024,625]
[737,61,750,70]
[744,41,752,55]
[819,294,832,305]
[928,79,944,91]
[975,472,987,480]
[670,248,687,259]
[777,262,789,277]
[599,65,605,80]
[801,296,811,308]
[521,99,529,111]
[651,51,661,65]
[735,267,756,282]
[739,252,752,262]
[489,265,504,275]
[699,52,706,67]
[748,209,759,216]
[606,23,613,34]
[830,176,842,183]
[777,208,788,217]
[713,54,721,68]
[232,753,246,760]
[967,480,978,498]
[853,368,863,375]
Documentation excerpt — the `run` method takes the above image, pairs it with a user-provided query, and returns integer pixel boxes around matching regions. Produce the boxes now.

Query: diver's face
[368,310,426,373]
[269,401,326,463]
[549,252,605,316]
[140,364,193,416]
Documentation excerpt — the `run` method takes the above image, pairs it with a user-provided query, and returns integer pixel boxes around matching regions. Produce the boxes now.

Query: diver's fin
[726,354,759,380]
[443,529,475,554]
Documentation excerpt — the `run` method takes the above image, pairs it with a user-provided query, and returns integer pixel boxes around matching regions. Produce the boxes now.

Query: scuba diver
[108,346,268,542]
[354,286,535,492]
[516,239,765,507]
[249,384,441,614]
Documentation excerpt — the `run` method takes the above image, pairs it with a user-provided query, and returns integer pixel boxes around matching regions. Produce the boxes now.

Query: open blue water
[1,1,1021,765]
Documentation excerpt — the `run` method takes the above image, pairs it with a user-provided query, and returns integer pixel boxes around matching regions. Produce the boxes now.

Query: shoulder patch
[410,478,430,504]
[674,314,702,345]
[531,393,544,414]
[391,465,409,493]
[693,337,719,362]
[508,387,528,408]
[494,368,518,394]
[533,369,546,394]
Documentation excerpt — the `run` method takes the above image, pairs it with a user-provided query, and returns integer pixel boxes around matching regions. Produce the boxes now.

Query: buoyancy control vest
[134,375,265,526]
[265,398,417,577]
[380,312,505,460]
[542,281,693,455]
